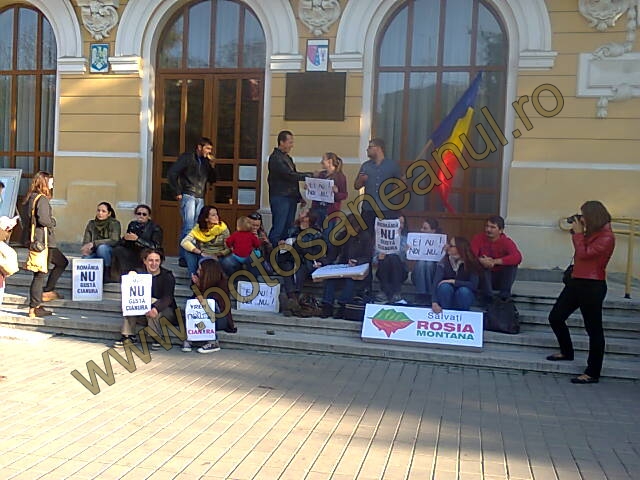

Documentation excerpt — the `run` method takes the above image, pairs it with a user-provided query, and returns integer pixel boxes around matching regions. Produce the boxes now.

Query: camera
[566,214,583,224]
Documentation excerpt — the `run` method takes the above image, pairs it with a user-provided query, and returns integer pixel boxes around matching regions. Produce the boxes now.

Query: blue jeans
[435,283,475,311]
[268,195,297,247]
[412,261,437,295]
[220,254,249,277]
[83,244,113,267]
[184,250,203,276]
[179,194,204,261]
[323,278,358,305]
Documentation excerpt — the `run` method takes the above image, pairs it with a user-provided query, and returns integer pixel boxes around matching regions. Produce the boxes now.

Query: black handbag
[484,297,520,334]
[562,264,574,285]
[28,194,46,252]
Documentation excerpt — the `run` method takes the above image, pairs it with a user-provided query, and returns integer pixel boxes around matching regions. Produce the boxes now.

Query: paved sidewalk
[0,329,638,480]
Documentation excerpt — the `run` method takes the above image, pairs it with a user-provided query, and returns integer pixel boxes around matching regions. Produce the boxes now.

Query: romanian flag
[428,72,482,213]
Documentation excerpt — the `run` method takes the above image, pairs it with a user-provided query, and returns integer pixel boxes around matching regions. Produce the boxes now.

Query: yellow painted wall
[505,1,640,273]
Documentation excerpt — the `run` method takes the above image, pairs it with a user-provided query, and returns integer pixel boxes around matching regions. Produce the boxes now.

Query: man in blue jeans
[168,137,217,266]
[267,130,312,247]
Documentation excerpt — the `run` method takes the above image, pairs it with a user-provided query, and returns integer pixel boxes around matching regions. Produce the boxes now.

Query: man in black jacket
[168,137,217,266]
[267,130,312,246]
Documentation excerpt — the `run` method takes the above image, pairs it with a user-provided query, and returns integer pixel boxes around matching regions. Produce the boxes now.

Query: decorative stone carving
[299,0,341,36]
[76,0,120,41]
[579,0,632,31]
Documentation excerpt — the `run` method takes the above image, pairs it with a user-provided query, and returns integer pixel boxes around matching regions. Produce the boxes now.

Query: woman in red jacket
[546,201,615,384]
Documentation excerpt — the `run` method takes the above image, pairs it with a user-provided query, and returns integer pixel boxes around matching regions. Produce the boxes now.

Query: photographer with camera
[110,204,163,282]
[546,201,615,384]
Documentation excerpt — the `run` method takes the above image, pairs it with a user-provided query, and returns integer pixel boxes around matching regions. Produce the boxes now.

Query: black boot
[333,304,346,319]
[320,303,333,318]
[104,267,117,284]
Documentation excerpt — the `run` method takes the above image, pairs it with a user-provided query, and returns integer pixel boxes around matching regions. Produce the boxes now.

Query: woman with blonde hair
[22,172,69,317]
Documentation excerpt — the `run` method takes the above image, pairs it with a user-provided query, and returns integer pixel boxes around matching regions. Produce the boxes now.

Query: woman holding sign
[374,214,409,304]
[308,153,348,232]
[431,237,481,314]
[180,206,231,275]
[412,218,444,305]
[114,248,177,349]
[182,258,236,353]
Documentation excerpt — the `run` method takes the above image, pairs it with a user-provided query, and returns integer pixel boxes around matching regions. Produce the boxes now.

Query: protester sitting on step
[431,237,481,314]
[245,211,275,280]
[114,248,177,350]
[546,200,615,385]
[374,213,409,304]
[80,202,121,283]
[471,215,522,303]
[182,258,237,354]
[411,217,444,306]
[318,213,371,319]
[180,206,230,276]
[220,216,260,277]
[277,209,323,317]
[110,204,163,282]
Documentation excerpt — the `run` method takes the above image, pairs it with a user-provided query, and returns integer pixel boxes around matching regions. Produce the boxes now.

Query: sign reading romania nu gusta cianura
[361,304,483,350]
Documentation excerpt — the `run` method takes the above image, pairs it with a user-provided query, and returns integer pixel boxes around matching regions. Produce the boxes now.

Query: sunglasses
[135,211,149,216]
[248,213,262,220]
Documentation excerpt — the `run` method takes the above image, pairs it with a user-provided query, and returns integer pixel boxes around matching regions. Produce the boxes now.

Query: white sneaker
[197,341,221,353]
[181,340,192,352]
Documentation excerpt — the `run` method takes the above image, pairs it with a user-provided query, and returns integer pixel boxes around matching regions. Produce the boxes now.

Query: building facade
[1,0,638,272]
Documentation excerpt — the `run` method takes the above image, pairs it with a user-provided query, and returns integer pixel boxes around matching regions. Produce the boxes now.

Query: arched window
[0,5,56,195]
[374,0,507,227]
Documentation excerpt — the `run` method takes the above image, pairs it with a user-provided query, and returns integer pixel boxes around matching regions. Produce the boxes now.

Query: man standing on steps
[267,130,313,247]
[168,137,217,267]
[471,215,522,302]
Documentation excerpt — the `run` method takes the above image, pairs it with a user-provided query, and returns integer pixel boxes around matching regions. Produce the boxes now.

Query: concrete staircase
[2,252,639,380]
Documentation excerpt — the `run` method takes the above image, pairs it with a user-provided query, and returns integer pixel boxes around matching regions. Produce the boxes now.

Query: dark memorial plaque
[285,72,346,121]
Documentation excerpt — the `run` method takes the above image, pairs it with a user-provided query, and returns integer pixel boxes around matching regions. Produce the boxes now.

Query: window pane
[185,79,204,151]
[0,76,11,152]
[41,17,56,69]
[187,1,211,68]
[17,8,37,70]
[216,79,236,159]
[375,72,404,162]
[216,163,234,181]
[238,165,256,181]
[161,183,177,201]
[379,7,407,67]
[162,79,182,157]
[443,0,472,66]
[240,78,260,159]
[39,156,53,172]
[242,10,265,68]
[469,192,498,214]
[16,155,34,175]
[214,185,233,204]
[476,4,506,66]
[411,0,440,66]
[238,188,256,205]
[471,167,499,188]
[16,75,36,151]
[407,72,437,160]
[0,10,14,70]
[159,14,184,68]
[40,74,55,153]
[0,156,9,168]
[440,72,470,119]
[214,0,239,68]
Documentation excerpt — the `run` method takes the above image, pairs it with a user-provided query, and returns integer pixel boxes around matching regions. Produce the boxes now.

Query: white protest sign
[121,273,152,316]
[375,218,401,254]
[406,233,448,261]
[361,304,483,350]
[236,281,280,312]
[305,177,334,203]
[72,258,104,301]
[185,298,217,341]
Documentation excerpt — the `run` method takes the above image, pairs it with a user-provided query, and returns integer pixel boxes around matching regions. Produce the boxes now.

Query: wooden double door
[153,73,263,255]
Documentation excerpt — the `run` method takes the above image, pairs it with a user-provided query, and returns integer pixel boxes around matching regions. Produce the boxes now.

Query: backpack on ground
[484,297,520,334]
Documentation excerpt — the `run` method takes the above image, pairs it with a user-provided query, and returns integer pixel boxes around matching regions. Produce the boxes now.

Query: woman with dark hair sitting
[182,258,237,354]
[431,236,481,314]
[180,205,230,276]
[114,248,177,350]
[546,200,615,384]
[80,202,121,282]
[110,204,163,281]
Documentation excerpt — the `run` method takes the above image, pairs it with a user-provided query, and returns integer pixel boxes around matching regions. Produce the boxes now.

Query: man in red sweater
[471,215,522,302]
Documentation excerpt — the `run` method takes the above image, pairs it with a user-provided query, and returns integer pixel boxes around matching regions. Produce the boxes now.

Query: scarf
[448,255,463,273]
[190,221,228,243]
[93,217,115,240]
